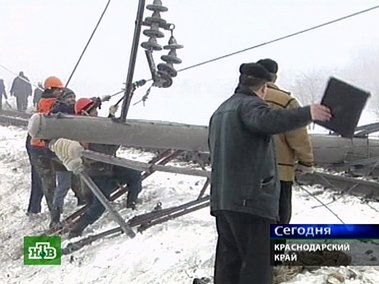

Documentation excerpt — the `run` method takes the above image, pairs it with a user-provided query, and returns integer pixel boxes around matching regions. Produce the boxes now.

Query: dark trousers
[113,165,142,205]
[82,166,142,225]
[16,96,27,111]
[26,142,44,213]
[214,211,274,284]
[278,181,293,224]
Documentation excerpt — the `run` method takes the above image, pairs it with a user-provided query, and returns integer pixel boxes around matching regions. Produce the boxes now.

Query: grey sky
[0,0,378,123]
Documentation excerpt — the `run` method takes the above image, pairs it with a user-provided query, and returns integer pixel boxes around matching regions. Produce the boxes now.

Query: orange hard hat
[75,97,101,115]
[44,76,64,89]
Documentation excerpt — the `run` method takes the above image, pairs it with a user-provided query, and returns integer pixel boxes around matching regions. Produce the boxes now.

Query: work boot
[49,207,62,229]
[126,201,136,210]
[126,191,138,210]
[68,218,90,238]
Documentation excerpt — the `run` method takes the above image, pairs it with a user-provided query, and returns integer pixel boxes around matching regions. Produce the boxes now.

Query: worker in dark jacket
[208,63,331,284]
[10,71,32,111]
[0,79,8,110]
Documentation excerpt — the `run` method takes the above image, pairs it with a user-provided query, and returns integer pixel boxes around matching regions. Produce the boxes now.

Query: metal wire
[125,4,379,105]
[175,4,379,74]
[294,180,345,224]
[65,0,112,87]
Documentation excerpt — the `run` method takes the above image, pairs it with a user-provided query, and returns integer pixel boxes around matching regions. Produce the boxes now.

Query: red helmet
[44,76,64,89]
[75,97,101,115]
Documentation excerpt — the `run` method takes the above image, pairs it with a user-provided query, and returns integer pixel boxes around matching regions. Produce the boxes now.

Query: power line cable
[295,180,345,224]
[174,4,379,74]
[65,0,112,87]
[129,4,379,104]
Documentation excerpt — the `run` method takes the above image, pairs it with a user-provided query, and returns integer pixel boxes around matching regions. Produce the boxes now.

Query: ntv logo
[24,236,62,265]
[28,242,57,260]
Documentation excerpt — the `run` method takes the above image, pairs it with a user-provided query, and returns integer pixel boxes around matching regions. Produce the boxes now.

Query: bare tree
[341,48,379,118]
[288,69,329,106]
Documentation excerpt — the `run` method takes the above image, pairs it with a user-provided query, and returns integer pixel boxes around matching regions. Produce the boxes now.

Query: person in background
[0,79,7,110]
[257,58,314,225]
[33,82,44,108]
[10,71,32,111]
[208,62,331,284]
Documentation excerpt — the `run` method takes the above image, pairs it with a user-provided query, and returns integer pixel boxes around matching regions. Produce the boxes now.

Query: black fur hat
[256,58,278,74]
[239,63,272,82]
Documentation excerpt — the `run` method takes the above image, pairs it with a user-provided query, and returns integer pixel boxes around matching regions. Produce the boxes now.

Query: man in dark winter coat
[10,71,32,111]
[208,63,331,284]
[0,79,7,110]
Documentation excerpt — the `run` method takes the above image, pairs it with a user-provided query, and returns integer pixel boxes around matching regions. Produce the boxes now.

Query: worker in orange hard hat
[44,76,64,90]
[29,75,82,229]
[50,98,142,238]
[75,97,102,116]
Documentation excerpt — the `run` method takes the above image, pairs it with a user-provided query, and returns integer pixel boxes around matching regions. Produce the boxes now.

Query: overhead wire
[65,0,112,87]
[129,3,379,104]
[174,4,379,74]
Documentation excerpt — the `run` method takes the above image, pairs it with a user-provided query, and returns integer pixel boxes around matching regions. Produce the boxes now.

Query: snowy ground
[0,125,378,284]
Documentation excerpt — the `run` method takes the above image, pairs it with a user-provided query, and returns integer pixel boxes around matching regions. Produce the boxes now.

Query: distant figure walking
[10,71,32,111]
[33,82,44,108]
[0,79,7,110]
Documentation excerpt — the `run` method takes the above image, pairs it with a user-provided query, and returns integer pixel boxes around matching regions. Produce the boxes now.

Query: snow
[0,125,378,284]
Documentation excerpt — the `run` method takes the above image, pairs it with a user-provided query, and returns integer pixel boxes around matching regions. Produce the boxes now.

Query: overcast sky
[1,0,378,124]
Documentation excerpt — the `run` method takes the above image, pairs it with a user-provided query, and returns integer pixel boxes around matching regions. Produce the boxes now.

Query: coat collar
[234,84,258,97]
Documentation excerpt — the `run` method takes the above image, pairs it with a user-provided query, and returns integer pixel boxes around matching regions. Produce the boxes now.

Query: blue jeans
[26,140,44,213]
[53,171,72,209]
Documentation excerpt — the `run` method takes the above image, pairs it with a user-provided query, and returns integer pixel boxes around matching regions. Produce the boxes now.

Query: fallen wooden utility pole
[80,172,136,238]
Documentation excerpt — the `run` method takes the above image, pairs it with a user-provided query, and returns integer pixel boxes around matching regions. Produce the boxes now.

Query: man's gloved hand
[50,138,84,174]
[295,163,314,177]
[109,105,118,116]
